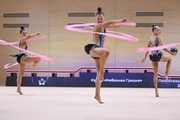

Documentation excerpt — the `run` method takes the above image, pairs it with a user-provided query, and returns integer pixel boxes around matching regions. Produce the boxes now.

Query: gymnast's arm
[141,42,150,63]
[157,37,174,55]
[96,18,127,29]
[21,32,40,42]
[105,23,121,28]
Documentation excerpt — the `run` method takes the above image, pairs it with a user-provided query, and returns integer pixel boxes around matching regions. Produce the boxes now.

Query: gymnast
[11,26,41,95]
[141,24,176,97]
[84,7,128,103]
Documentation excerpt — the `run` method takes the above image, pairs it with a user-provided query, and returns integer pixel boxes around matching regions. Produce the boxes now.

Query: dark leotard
[149,37,163,62]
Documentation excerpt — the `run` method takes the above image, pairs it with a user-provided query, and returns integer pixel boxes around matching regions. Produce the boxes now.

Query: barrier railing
[6,67,180,78]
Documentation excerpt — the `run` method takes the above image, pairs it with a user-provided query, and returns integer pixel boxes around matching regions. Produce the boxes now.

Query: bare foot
[164,74,168,82]
[17,90,23,95]
[31,64,35,68]
[155,94,159,97]
[94,96,104,104]
[155,90,159,97]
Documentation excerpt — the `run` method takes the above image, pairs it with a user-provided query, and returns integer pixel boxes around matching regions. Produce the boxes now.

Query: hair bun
[97,7,102,12]
[20,26,24,30]
[152,24,155,27]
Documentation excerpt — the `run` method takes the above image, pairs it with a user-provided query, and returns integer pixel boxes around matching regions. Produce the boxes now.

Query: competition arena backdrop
[6,67,180,88]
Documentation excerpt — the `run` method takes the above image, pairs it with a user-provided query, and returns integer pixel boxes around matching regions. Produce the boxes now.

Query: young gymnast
[141,25,176,97]
[84,7,127,103]
[11,26,41,95]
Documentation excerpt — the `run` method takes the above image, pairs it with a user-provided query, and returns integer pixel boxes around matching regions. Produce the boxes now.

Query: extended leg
[152,62,159,97]
[93,58,104,103]
[16,64,26,95]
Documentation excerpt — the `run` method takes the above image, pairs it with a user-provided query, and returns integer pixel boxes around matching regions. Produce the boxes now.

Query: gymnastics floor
[0,87,179,120]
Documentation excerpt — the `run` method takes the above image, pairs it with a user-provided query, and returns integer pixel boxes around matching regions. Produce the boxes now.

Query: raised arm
[141,41,151,63]
[21,32,40,42]
[95,18,127,29]
[157,36,174,55]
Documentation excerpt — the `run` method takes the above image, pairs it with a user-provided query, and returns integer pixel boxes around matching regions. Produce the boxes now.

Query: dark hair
[96,7,104,16]
[20,26,25,33]
[152,24,156,32]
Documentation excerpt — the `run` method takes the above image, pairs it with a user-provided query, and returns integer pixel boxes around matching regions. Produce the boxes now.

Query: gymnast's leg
[90,48,110,103]
[16,63,26,95]
[23,56,41,68]
[152,62,159,97]
[90,48,110,81]
[93,57,104,103]
[160,55,172,82]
